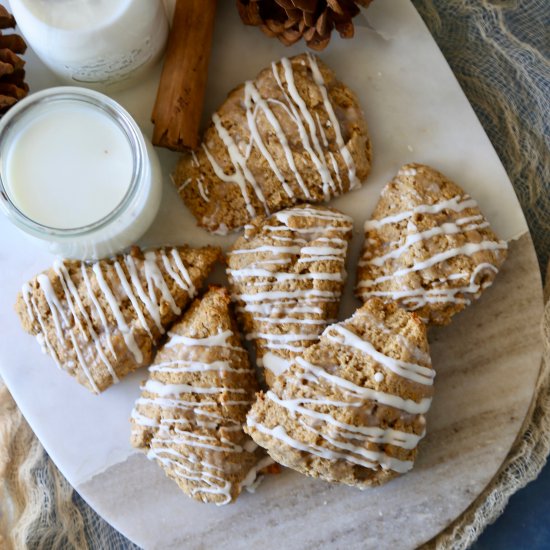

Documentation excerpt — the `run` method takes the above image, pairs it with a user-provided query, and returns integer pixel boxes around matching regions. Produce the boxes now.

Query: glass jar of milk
[9,0,168,91]
[0,87,162,260]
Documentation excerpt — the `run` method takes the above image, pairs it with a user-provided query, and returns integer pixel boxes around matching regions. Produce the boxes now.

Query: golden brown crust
[131,286,267,505]
[245,298,433,488]
[227,204,353,387]
[356,163,508,325]
[15,246,222,393]
[173,53,371,234]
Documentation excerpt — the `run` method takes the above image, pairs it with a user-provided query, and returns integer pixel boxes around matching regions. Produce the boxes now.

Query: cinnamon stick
[152,0,217,151]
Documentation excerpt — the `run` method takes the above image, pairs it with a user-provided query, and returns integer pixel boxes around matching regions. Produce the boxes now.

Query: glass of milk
[0,87,162,260]
[9,0,169,92]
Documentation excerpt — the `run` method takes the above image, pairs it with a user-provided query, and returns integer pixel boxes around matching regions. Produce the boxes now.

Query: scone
[245,298,434,488]
[131,286,272,505]
[356,163,508,325]
[173,53,371,234]
[227,204,353,387]
[15,245,221,393]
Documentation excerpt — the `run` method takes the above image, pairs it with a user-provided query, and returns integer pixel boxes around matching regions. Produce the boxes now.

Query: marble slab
[78,234,543,550]
[0,0,543,548]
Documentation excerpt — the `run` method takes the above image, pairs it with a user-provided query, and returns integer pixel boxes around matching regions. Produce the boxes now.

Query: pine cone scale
[291,0,318,12]
[275,0,297,9]
[237,0,373,51]
[327,0,344,15]
[0,7,29,114]
[336,19,354,38]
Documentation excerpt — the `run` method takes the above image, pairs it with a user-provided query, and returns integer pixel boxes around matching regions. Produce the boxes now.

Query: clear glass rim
[0,86,145,238]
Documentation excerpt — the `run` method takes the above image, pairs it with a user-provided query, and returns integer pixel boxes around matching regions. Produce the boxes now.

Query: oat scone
[173,53,371,234]
[245,298,434,488]
[227,204,353,387]
[356,163,508,325]
[15,245,221,393]
[131,286,272,505]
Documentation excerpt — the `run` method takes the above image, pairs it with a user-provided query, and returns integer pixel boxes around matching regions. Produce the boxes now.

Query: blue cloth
[473,462,550,549]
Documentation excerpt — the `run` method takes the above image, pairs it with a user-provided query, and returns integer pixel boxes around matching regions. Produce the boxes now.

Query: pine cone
[237,0,374,51]
[0,5,28,114]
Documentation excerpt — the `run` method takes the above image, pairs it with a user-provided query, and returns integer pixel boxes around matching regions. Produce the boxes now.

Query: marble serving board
[0,1,544,549]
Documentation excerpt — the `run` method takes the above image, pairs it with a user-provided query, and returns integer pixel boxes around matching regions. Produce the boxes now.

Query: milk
[0,87,162,260]
[9,0,168,91]
[19,0,131,31]
[6,102,134,229]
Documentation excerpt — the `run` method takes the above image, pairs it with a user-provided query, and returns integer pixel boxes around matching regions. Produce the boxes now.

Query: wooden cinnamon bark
[151,0,217,151]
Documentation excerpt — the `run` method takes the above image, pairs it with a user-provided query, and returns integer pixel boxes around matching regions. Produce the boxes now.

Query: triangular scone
[356,164,508,325]
[173,53,371,234]
[15,245,221,393]
[245,298,434,488]
[227,204,353,387]
[131,286,271,505]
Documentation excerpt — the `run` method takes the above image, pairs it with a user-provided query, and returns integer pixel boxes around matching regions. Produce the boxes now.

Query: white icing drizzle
[201,130,258,219]
[170,249,196,297]
[278,56,336,197]
[364,195,478,230]
[247,311,432,475]
[228,206,352,378]
[275,206,352,224]
[144,251,182,316]
[36,274,68,344]
[149,360,249,375]
[143,379,247,397]
[329,152,343,193]
[244,80,306,198]
[80,264,117,359]
[265,390,422,450]
[254,316,333,325]
[398,167,417,177]
[363,262,499,311]
[247,420,413,474]
[132,320,265,505]
[34,272,104,390]
[324,323,434,386]
[125,255,166,332]
[361,219,492,268]
[315,112,328,147]
[358,186,507,313]
[359,241,506,286]
[294,356,431,414]
[178,178,191,192]
[22,283,63,368]
[165,329,246,352]
[239,455,275,494]
[213,111,269,214]
[198,55,360,225]
[355,309,431,364]
[306,54,361,190]
[55,261,119,386]
[114,261,154,339]
[92,262,143,363]
[20,249,197,391]
[147,446,234,505]
[261,352,292,377]
[228,269,342,283]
